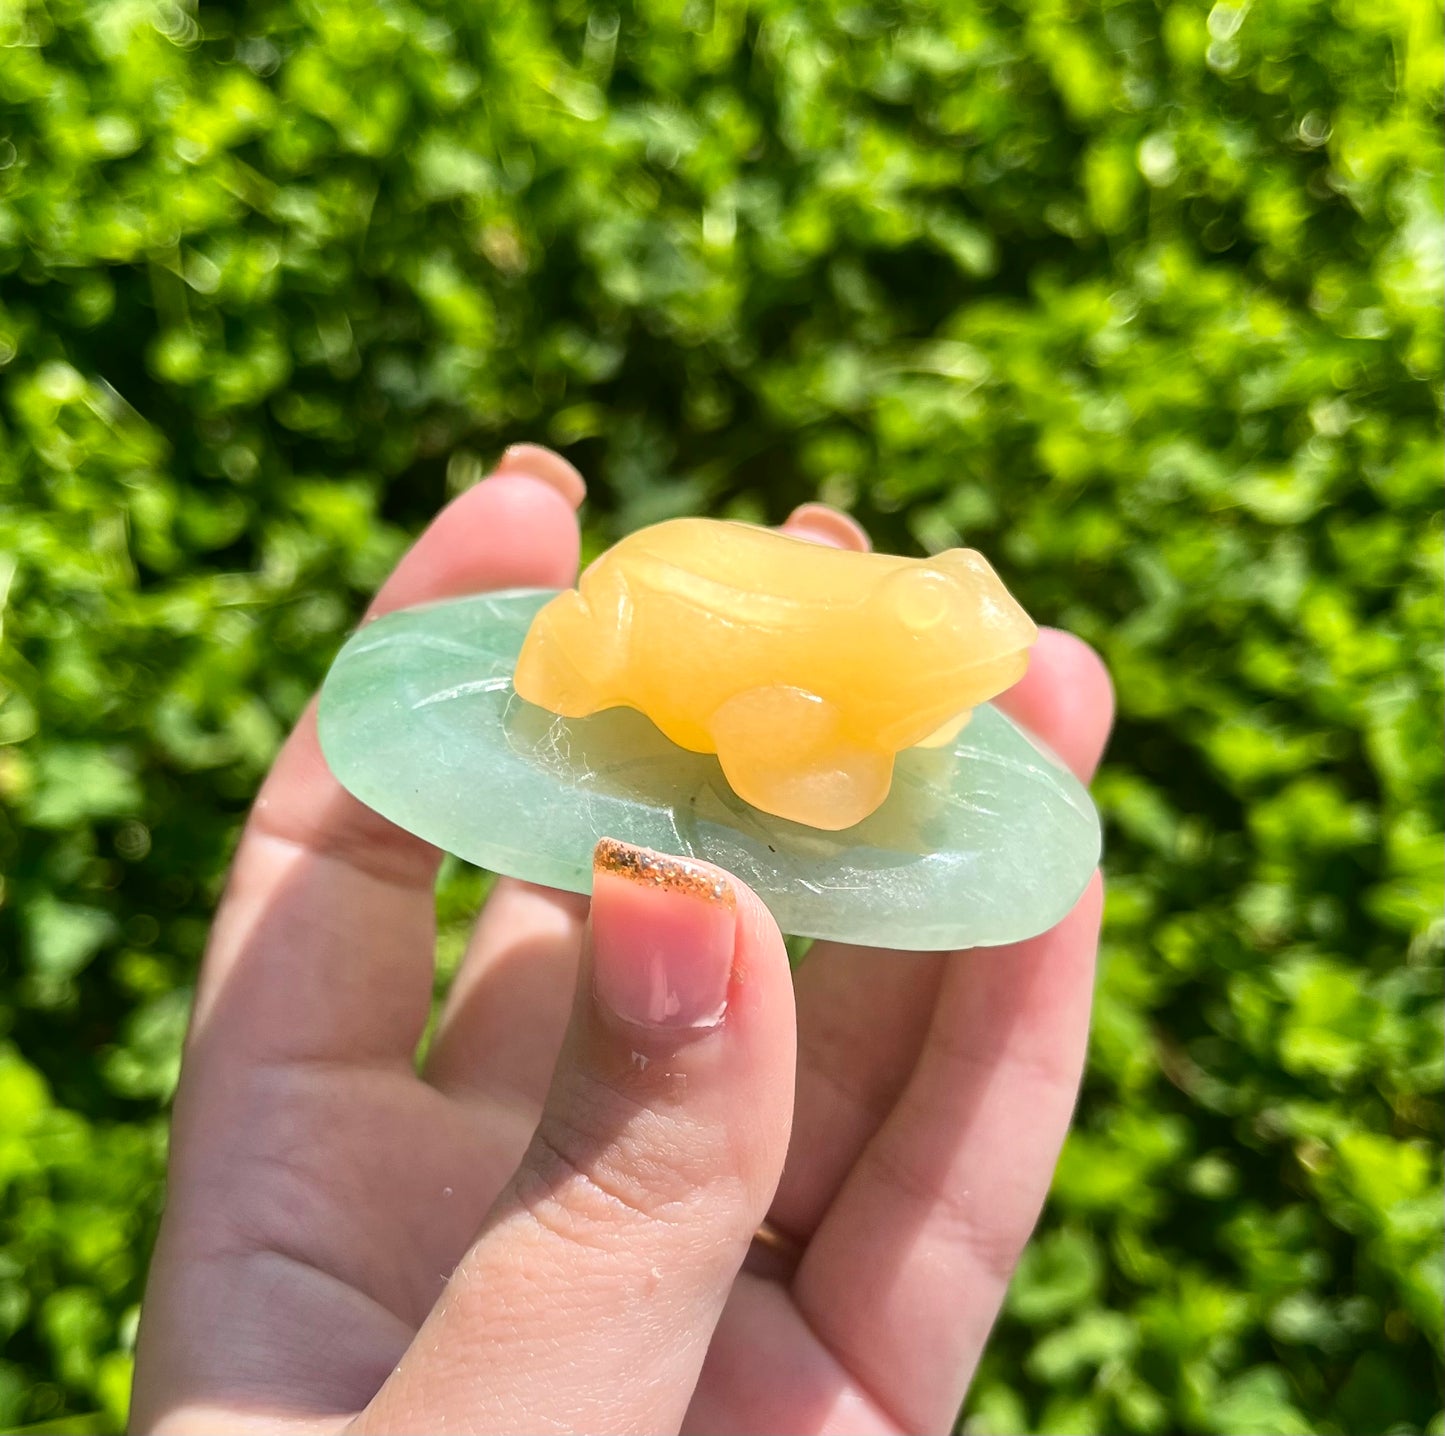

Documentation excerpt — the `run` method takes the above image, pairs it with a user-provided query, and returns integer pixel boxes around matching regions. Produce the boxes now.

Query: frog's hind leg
[512,590,621,716]
[708,686,893,831]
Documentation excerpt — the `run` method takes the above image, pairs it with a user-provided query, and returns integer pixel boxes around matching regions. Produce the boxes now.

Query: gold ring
[747,1219,806,1278]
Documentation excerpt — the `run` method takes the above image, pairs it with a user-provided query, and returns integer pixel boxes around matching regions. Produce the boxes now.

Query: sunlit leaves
[1,0,1441,1428]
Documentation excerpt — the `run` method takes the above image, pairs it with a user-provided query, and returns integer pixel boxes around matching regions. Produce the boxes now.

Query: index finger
[189,460,584,1067]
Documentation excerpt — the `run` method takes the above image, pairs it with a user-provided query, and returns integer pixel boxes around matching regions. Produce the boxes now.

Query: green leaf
[23,899,115,982]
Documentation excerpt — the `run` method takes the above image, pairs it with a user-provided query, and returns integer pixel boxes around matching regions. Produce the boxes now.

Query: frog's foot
[513,591,613,716]
[916,708,974,750]
[708,686,894,831]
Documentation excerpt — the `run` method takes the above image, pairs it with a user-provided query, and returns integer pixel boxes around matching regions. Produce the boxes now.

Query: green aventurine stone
[317,590,1101,950]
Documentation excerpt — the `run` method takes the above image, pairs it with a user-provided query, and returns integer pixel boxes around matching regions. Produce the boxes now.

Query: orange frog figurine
[513,518,1037,830]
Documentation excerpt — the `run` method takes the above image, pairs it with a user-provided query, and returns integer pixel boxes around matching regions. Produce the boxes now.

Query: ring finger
[767,625,1116,1244]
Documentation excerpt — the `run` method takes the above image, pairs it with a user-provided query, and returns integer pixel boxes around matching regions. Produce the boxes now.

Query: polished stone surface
[318,590,1100,949]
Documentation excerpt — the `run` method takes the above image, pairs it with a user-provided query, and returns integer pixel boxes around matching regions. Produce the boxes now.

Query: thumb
[357,838,797,1436]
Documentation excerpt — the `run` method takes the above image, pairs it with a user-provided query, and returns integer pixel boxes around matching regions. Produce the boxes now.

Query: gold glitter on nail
[593,838,736,907]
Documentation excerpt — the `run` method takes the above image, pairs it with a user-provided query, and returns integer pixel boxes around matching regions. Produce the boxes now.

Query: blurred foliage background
[1,0,1441,1429]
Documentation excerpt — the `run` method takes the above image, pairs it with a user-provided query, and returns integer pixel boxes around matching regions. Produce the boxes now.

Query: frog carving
[513,517,1037,830]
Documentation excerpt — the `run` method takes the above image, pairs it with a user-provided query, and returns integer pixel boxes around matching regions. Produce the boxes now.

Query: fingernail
[496,443,587,509]
[783,503,871,552]
[590,839,736,1031]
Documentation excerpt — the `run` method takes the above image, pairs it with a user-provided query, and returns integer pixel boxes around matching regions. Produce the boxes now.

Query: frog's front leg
[513,588,622,717]
[707,685,894,831]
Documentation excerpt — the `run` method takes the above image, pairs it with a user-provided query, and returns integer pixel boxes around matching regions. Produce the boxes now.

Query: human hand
[131,448,1112,1435]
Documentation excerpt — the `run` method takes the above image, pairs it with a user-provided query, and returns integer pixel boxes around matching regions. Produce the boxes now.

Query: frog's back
[609,518,904,614]
[577,519,893,747]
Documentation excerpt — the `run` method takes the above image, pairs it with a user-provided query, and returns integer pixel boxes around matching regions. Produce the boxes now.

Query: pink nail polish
[495,443,587,509]
[590,839,736,1031]
[784,503,871,552]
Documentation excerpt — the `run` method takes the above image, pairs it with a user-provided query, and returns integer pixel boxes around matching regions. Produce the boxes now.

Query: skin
[131,446,1114,1436]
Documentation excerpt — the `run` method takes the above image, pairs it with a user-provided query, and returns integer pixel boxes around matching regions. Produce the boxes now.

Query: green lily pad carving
[317,590,1101,950]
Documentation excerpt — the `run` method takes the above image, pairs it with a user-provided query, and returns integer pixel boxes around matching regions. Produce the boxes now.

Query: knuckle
[513,1117,660,1247]
[509,1099,720,1251]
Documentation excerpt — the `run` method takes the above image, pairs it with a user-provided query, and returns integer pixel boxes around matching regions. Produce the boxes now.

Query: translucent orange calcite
[513,518,1037,830]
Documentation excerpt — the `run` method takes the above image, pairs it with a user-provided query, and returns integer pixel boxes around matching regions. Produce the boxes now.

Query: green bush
[1,0,1441,1429]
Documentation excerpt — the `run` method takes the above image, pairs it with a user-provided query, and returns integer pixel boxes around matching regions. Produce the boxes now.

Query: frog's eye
[890,568,960,633]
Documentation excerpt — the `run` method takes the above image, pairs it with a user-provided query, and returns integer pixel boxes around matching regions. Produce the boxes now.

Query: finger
[494,441,587,509]
[765,946,945,1245]
[359,840,797,1435]
[189,458,583,1068]
[767,626,1114,1243]
[419,500,869,1114]
[994,626,1115,782]
[790,873,1105,1434]
[423,879,587,1112]
[781,502,872,551]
